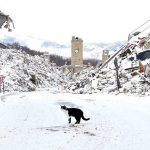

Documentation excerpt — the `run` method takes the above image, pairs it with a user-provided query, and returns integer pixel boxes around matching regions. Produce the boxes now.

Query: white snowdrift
[0,91,150,150]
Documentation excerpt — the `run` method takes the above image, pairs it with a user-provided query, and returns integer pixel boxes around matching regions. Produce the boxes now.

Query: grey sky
[1,0,150,43]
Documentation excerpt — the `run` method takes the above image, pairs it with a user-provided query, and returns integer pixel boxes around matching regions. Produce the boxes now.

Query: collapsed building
[66,20,150,95]
[0,12,150,95]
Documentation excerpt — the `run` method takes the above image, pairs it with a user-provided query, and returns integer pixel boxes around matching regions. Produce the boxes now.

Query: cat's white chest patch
[61,109,69,116]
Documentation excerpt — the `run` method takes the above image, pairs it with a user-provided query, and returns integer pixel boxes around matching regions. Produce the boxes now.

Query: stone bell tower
[71,36,83,67]
[102,50,109,62]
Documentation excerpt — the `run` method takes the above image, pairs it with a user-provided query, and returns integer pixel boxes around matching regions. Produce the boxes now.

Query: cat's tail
[82,115,90,121]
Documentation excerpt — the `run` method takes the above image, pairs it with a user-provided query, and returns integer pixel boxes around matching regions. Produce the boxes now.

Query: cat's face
[61,105,67,110]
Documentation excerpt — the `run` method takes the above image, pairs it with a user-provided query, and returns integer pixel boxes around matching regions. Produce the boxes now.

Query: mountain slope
[0,34,125,59]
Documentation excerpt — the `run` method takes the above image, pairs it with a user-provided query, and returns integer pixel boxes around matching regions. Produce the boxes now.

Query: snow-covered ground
[0,91,150,150]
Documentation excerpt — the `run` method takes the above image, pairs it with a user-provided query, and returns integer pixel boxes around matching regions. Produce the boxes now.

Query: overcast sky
[1,0,150,44]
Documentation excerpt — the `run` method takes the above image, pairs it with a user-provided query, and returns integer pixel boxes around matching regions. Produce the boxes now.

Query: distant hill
[0,34,125,59]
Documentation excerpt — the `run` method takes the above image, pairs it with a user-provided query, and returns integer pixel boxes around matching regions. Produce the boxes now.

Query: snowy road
[0,91,150,150]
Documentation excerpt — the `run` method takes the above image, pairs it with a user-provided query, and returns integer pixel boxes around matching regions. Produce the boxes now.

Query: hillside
[0,33,124,59]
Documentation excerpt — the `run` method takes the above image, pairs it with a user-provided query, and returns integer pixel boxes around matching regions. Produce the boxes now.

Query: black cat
[61,105,90,124]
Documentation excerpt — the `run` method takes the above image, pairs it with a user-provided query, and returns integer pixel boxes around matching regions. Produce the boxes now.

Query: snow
[1,28,150,96]
[1,20,150,149]
[0,48,65,92]
[0,91,150,150]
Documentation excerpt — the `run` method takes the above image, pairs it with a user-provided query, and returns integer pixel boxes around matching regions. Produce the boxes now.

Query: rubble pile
[0,29,150,96]
[0,48,65,92]
[66,33,150,96]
